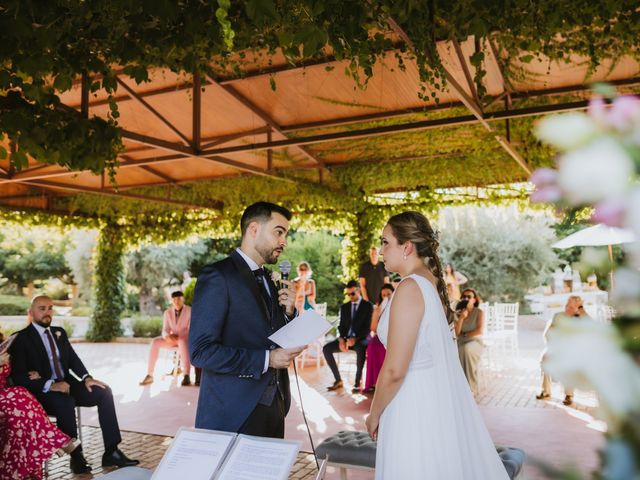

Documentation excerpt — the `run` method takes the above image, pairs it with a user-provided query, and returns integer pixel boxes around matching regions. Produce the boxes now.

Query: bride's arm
[366,279,424,439]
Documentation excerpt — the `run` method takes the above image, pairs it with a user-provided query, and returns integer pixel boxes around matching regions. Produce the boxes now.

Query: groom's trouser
[323,339,367,386]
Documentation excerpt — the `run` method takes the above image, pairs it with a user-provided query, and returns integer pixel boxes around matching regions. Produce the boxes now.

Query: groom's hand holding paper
[268,309,332,349]
[269,346,306,369]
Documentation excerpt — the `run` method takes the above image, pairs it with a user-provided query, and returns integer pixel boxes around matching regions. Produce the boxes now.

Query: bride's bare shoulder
[393,277,423,301]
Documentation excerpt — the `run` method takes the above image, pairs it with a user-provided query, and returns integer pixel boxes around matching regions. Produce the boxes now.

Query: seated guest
[323,280,374,393]
[363,283,394,393]
[454,288,485,396]
[9,296,138,474]
[1,330,80,480]
[536,295,591,405]
[139,291,194,386]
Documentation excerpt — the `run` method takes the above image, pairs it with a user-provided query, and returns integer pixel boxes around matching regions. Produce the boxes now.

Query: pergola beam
[121,129,295,181]
[0,99,595,186]
[19,179,219,210]
[115,76,192,146]
[387,18,530,175]
[199,100,592,157]
[200,126,270,150]
[206,77,326,168]
[452,39,480,107]
[192,72,202,151]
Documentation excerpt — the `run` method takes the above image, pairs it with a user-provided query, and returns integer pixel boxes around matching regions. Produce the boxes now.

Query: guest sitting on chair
[9,296,138,474]
[454,288,485,396]
[363,283,394,394]
[1,330,80,480]
[323,280,374,393]
[139,290,194,386]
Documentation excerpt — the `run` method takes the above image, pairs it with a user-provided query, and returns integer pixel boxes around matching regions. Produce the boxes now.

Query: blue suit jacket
[189,250,291,432]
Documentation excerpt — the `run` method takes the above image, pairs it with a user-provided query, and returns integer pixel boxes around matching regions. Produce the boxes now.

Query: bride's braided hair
[387,211,454,323]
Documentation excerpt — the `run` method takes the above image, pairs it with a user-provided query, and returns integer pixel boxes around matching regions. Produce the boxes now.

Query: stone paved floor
[42,315,604,479]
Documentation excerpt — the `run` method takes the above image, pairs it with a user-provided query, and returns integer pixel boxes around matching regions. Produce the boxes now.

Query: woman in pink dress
[0,332,79,480]
[363,284,394,393]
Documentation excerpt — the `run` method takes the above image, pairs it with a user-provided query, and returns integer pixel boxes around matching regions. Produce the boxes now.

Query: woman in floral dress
[0,332,78,480]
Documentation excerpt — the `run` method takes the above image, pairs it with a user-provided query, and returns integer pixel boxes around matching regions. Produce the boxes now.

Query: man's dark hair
[171,291,184,298]
[240,202,292,236]
[346,280,360,289]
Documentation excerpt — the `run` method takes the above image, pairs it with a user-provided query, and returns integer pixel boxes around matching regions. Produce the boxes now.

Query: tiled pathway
[43,315,604,479]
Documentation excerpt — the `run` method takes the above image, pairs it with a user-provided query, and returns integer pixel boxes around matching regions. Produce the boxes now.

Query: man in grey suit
[189,201,304,438]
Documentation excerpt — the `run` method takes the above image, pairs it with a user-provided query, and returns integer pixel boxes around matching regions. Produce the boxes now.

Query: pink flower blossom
[608,96,640,131]
[531,185,562,203]
[530,167,558,187]
[592,198,626,227]
[588,97,608,124]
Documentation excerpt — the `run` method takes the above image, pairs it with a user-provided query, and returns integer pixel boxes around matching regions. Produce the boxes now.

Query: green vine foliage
[87,223,126,341]
[1,1,638,174]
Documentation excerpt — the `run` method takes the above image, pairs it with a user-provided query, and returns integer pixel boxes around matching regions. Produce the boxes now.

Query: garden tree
[438,204,558,303]
[279,230,344,315]
[64,229,98,305]
[188,237,239,278]
[0,225,71,295]
[126,240,207,315]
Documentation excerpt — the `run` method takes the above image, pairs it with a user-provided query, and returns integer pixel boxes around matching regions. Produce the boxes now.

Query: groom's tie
[253,268,273,312]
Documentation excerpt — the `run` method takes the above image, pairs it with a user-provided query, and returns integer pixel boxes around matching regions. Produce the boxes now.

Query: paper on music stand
[268,309,332,348]
[151,427,235,480]
[217,435,300,480]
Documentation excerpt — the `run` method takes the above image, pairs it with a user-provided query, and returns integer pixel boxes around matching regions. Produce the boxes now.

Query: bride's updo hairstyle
[387,211,454,323]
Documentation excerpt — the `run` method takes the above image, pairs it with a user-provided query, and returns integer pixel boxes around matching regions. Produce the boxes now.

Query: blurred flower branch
[531,86,640,479]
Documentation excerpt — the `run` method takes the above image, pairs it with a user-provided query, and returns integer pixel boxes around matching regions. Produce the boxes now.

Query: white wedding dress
[375,274,509,479]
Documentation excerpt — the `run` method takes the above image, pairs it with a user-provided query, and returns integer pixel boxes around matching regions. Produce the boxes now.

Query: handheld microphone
[279,260,292,289]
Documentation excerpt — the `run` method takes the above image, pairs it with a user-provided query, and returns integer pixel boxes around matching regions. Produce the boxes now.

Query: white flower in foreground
[557,137,634,205]
[624,187,640,238]
[545,317,640,432]
[536,112,598,150]
[623,188,640,269]
[610,269,640,314]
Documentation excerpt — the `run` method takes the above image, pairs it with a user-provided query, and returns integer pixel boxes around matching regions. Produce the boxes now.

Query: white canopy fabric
[552,224,636,249]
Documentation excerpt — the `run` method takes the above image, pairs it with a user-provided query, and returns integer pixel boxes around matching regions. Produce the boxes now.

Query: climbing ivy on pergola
[1,1,638,339]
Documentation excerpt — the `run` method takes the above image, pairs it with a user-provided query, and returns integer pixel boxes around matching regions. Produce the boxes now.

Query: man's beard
[257,244,282,265]
[35,316,52,327]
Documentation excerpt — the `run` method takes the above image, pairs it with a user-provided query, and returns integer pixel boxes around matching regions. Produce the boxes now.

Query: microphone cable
[278,259,320,471]
[292,359,320,470]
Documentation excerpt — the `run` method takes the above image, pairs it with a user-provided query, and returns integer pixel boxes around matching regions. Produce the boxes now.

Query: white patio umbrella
[552,224,636,249]
[552,223,636,287]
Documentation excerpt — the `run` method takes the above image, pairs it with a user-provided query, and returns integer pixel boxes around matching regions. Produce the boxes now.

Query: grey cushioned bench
[316,430,525,479]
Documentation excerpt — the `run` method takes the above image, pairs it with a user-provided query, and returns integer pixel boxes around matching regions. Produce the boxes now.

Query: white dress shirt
[236,248,270,373]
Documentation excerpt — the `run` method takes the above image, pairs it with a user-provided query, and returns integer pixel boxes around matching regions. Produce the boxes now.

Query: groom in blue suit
[189,202,304,438]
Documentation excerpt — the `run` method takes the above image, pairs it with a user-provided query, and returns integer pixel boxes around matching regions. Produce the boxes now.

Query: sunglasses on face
[347,291,358,297]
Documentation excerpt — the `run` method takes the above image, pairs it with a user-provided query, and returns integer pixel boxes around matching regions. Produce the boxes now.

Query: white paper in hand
[268,309,331,348]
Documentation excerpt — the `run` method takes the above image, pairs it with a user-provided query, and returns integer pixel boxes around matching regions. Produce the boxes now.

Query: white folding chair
[491,302,520,356]
[314,302,327,318]
[295,303,328,369]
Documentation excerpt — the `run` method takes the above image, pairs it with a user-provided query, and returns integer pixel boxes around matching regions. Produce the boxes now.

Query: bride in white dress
[365,211,509,479]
